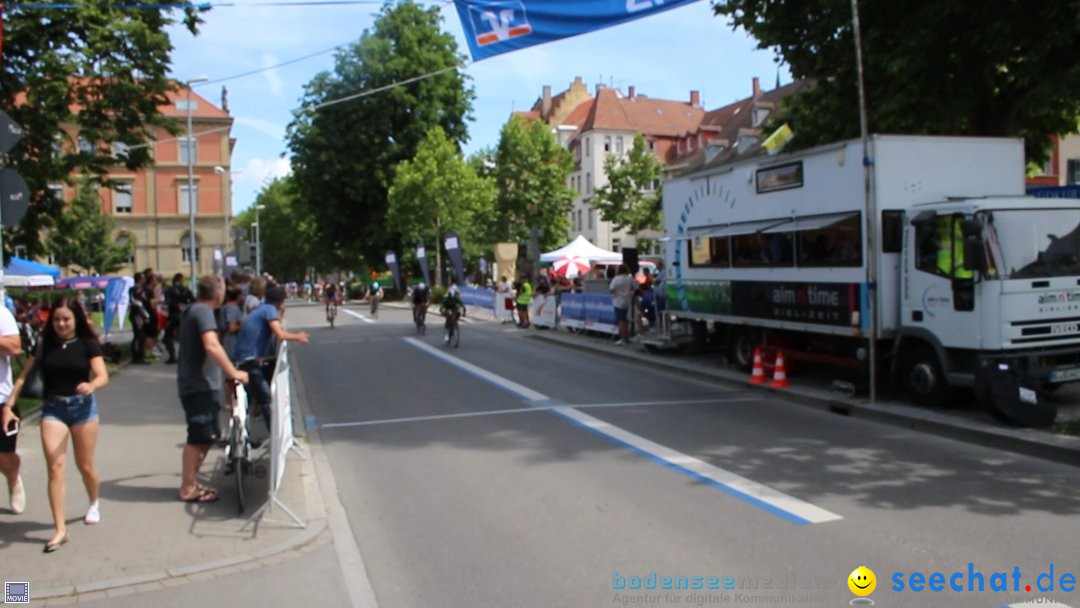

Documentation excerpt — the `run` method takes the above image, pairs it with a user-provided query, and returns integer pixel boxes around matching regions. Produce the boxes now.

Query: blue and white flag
[454,0,701,61]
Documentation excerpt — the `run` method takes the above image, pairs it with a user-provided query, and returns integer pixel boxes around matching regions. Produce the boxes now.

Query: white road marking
[404,337,842,526]
[342,309,375,324]
[404,337,549,401]
[319,398,762,429]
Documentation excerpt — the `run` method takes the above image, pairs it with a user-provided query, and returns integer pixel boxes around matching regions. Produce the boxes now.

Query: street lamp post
[255,203,265,276]
[185,76,209,290]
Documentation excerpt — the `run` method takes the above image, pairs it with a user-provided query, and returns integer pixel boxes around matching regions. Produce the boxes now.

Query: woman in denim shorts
[9,297,109,553]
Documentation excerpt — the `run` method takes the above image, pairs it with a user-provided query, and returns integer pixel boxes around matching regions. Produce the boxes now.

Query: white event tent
[539,235,623,263]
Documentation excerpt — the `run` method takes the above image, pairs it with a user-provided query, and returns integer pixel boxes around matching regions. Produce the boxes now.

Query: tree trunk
[435,217,443,287]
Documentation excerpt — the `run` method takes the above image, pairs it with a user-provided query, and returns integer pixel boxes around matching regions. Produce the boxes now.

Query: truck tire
[975,365,1058,427]
[901,345,948,407]
[728,327,760,372]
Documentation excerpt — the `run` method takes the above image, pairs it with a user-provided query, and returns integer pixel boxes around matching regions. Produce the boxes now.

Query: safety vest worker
[936,216,973,279]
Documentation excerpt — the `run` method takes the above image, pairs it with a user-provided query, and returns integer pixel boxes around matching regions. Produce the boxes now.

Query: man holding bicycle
[233,286,310,430]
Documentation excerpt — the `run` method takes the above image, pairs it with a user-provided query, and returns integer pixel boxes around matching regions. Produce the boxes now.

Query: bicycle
[413,304,427,335]
[326,300,337,328]
[369,293,380,318]
[224,381,252,514]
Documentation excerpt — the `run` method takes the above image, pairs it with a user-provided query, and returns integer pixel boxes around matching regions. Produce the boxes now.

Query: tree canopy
[387,126,496,285]
[47,181,133,275]
[234,177,317,282]
[494,116,575,251]
[592,133,663,235]
[712,0,1080,162]
[0,1,202,260]
[286,0,473,270]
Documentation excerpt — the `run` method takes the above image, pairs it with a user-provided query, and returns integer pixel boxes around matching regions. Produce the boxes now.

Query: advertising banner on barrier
[559,293,617,334]
[531,293,557,327]
[462,286,496,309]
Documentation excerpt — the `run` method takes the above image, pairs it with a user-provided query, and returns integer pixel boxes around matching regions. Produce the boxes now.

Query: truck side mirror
[961,218,981,237]
[963,237,986,273]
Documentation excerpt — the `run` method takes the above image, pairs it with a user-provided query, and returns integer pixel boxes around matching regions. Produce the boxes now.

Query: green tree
[286,0,474,269]
[0,1,202,260]
[234,177,317,282]
[494,116,575,252]
[47,181,132,275]
[387,127,496,286]
[592,133,663,239]
[712,0,1080,162]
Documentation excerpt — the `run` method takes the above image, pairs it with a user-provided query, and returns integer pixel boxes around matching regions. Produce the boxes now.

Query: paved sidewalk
[0,360,324,603]
[510,323,1080,467]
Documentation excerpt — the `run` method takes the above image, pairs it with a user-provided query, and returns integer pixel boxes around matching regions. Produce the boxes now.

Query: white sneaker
[84,501,100,525]
[613,340,626,346]
[444,332,450,344]
[10,475,25,515]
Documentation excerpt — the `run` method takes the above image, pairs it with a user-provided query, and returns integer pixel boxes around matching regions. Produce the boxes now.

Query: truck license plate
[1048,367,1080,383]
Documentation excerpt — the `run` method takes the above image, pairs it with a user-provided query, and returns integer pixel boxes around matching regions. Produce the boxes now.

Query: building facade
[1027,133,1080,187]
[517,77,804,254]
[48,85,235,278]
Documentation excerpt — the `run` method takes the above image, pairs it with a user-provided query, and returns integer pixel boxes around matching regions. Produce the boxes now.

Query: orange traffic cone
[748,347,766,385]
[769,350,790,389]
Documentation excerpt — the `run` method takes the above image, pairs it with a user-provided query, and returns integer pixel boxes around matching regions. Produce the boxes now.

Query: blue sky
[165,0,789,214]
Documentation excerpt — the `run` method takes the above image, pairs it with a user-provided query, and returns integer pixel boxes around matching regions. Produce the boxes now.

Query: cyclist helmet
[372,282,380,289]
[448,285,459,297]
[417,282,426,290]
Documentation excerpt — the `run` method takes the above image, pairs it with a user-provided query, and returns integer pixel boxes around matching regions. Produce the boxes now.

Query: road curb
[34,519,329,601]
[528,330,1080,468]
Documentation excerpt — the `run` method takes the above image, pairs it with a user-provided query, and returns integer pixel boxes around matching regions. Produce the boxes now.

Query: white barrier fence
[249,340,306,528]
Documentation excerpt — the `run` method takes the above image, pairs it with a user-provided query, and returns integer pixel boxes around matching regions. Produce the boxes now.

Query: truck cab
[899,197,1080,405]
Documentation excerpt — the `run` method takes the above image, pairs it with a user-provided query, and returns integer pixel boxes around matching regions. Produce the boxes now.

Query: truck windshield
[987,209,1080,279]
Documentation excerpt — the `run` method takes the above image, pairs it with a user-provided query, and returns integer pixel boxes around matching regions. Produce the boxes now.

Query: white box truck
[661,135,1080,423]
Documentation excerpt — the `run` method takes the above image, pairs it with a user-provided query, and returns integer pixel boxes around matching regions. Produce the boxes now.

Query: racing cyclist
[439,285,467,344]
[411,282,431,331]
[323,282,341,321]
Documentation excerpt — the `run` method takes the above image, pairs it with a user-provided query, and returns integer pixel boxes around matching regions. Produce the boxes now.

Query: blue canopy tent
[3,256,61,287]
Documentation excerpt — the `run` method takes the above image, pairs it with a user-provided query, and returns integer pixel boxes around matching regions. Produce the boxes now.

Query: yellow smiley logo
[848,566,876,596]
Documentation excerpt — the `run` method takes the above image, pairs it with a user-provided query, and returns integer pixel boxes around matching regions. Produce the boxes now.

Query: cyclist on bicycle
[323,282,340,320]
[439,284,466,344]
[411,282,431,325]
[369,281,383,317]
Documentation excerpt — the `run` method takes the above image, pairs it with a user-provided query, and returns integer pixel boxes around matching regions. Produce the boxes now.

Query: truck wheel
[728,327,760,372]
[901,346,948,407]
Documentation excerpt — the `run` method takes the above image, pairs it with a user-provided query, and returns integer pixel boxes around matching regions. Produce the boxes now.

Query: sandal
[178,487,219,503]
[44,532,69,553]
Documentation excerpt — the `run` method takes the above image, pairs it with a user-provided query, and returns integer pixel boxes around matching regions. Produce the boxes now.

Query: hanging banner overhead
[417,243,432,287]
[385,251,402,293]
[444,231,466,285]
[454,0,701,61]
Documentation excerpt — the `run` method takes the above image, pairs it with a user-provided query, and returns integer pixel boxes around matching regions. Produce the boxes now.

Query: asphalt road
[288,302,1079,608]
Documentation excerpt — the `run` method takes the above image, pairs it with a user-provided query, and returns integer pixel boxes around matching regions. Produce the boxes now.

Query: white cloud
[232,156,292,213]
[262,53,284,97]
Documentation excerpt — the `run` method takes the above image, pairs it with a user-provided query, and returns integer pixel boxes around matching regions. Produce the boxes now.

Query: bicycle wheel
[329,304,336,328]
[451,320,460,348]
[229,419,246,513]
